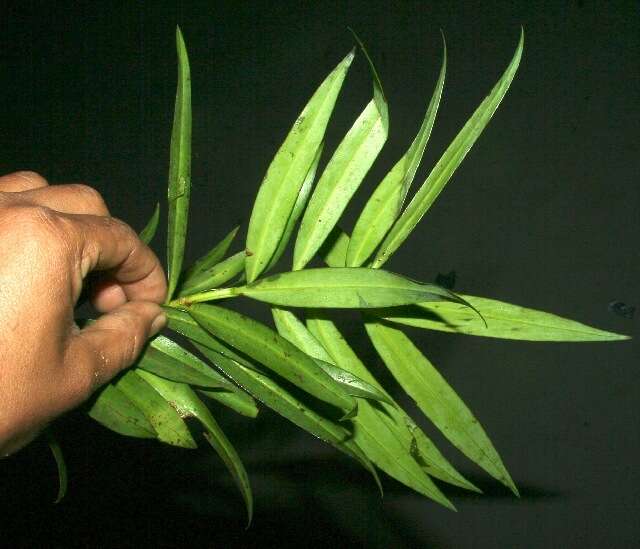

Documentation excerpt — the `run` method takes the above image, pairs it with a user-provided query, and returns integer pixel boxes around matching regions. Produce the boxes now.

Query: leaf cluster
[51,27,627,522]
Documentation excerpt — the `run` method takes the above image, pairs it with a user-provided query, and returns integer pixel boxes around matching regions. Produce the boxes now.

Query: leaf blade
[245,51,355,283]
[372,29,524,268]
[45,429,68,504]
[372,294,631,342]
[293,96,388,270]
[239,267,464,308]
[272,307,392,405]
[115,370,197,448]
[188,304,356,414]
[306,311,478,495]
[136,371,253,527]
[89,384,157,439]
[365,320,518,495]
[264,142,324,274]
[139,202,160,245]
[138,334,241,389]
[181,226,240,283]
[192,341,380,490]
[197,388,259,419]
[348,36,446,268]
[178,251,245,296]
[166,26,192,301]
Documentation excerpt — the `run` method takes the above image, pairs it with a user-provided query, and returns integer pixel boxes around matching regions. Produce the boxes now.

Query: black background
[1,2,639,547]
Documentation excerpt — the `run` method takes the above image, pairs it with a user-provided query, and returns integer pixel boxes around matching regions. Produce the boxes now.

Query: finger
[63,301,167,403]
[90,278,127,312]
[0,171,49,192]
[20,183,110,216]
[60,212,167,305]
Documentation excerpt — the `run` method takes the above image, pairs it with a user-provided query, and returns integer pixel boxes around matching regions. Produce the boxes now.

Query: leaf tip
[340,400,358,421]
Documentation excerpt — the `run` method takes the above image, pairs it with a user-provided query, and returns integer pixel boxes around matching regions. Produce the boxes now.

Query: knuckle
[109,215,135,236]
[14,171,48,188]
[69,184,108,213]
[16,206,71,251]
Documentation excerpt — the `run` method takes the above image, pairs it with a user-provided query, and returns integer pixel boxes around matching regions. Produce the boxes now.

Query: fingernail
[150,312,167,337]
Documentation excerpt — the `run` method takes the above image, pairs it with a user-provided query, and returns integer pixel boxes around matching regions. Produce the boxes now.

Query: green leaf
[136,370,253,527]
[187,304,356,415]
[347,35,446,267]
[265,142,324,274]
[178,251,245,296]
[197,388,259,419]
[320,227,351,268]
[239,267,466,308]
[166,26,192,301]
[139,202,160,245]
[115,370,197,449]
[293,56,389,270]
[271,307,393,405]
[245,50,355,283]
[165,308,251,364]
[159,310,260,417]
[89,384,157,439]
[45,429,67,504]
[181,226,240,283]
[192,341,381,493]
[306,312,478,496]
[137,334,241,389]
[365,320,518,495]
[372,29,524,268]
[348,28,388,128]
[372,294,631,342]
[271,307,334,361]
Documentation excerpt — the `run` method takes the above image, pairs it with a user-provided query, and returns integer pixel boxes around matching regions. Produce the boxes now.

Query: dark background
[1,1,638,547]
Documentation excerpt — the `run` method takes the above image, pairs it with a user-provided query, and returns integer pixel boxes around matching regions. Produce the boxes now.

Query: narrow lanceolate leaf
[320,226,351,268]
[45,429,67,504]
[192,342,381,493]
[165,308,251,364]
[115,370,197,448]
[306,312,478,496]
[347,36,446,267]
[181,226,240,283]
[139,202,160,245]
[372,29,524,269]
[89,384,157,439]
[365,320,518,495]
[239,267,466,308]
[197,388,259,419]
[293,74,389,270]
[178,251,245,296]
[136,371,253,527]
[272,307,392,405]
[264,142,324,274]
[245,50,355,283]
[188,304,356,415]
[312,358,394,405]
[372,294,631,342]
[166,26,192,301]
[138,334,241,389]
[161,310,260,417]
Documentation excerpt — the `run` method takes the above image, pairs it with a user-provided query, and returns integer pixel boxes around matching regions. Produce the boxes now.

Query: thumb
[63,301,166,404]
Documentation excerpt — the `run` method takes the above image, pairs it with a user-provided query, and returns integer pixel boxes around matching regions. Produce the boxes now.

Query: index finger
[63,212,167,305]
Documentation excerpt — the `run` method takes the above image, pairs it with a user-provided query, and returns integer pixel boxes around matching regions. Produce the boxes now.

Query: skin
[0,171,168,457]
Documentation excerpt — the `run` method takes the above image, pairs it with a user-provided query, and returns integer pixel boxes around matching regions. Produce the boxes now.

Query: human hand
[0,172,167,456]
